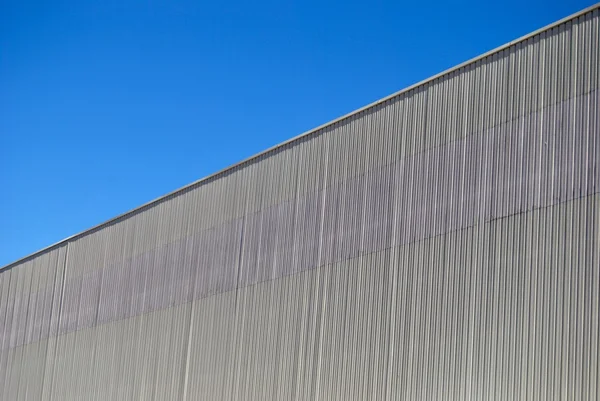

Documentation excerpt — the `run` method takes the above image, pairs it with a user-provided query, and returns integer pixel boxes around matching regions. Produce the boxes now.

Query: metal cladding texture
[1,6,600,401]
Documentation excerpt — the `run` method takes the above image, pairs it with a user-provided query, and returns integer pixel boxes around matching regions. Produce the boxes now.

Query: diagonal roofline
[3,2,599,271]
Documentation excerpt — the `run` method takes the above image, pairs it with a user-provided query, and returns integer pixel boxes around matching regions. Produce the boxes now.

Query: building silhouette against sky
[1,4,599,400]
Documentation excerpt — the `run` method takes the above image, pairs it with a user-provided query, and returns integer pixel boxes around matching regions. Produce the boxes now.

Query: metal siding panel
[1,7,599,400]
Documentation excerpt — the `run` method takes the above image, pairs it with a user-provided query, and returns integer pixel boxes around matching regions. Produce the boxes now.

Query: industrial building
[1,4,599,400]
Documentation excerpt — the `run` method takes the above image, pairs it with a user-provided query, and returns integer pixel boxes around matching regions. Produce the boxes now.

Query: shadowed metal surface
[1,5,599,400]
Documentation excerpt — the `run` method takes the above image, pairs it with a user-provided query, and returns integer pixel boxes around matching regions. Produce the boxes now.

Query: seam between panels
[3,191,598,355]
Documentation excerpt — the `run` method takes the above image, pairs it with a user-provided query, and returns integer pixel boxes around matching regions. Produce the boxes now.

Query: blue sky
[0,0,595,267]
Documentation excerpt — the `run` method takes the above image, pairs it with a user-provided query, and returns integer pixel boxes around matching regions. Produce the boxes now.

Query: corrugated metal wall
[1,6,599,400]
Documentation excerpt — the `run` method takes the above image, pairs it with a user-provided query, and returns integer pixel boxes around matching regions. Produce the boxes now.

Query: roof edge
[3,2,599,271]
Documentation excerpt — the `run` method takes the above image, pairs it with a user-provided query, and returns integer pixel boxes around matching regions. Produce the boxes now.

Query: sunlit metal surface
[1,5,599,400]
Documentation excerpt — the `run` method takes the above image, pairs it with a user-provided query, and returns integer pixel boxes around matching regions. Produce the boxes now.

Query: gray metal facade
[1,5,599,400]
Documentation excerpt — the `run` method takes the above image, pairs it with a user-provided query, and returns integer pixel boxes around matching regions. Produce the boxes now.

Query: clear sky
[0,0,596,267]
